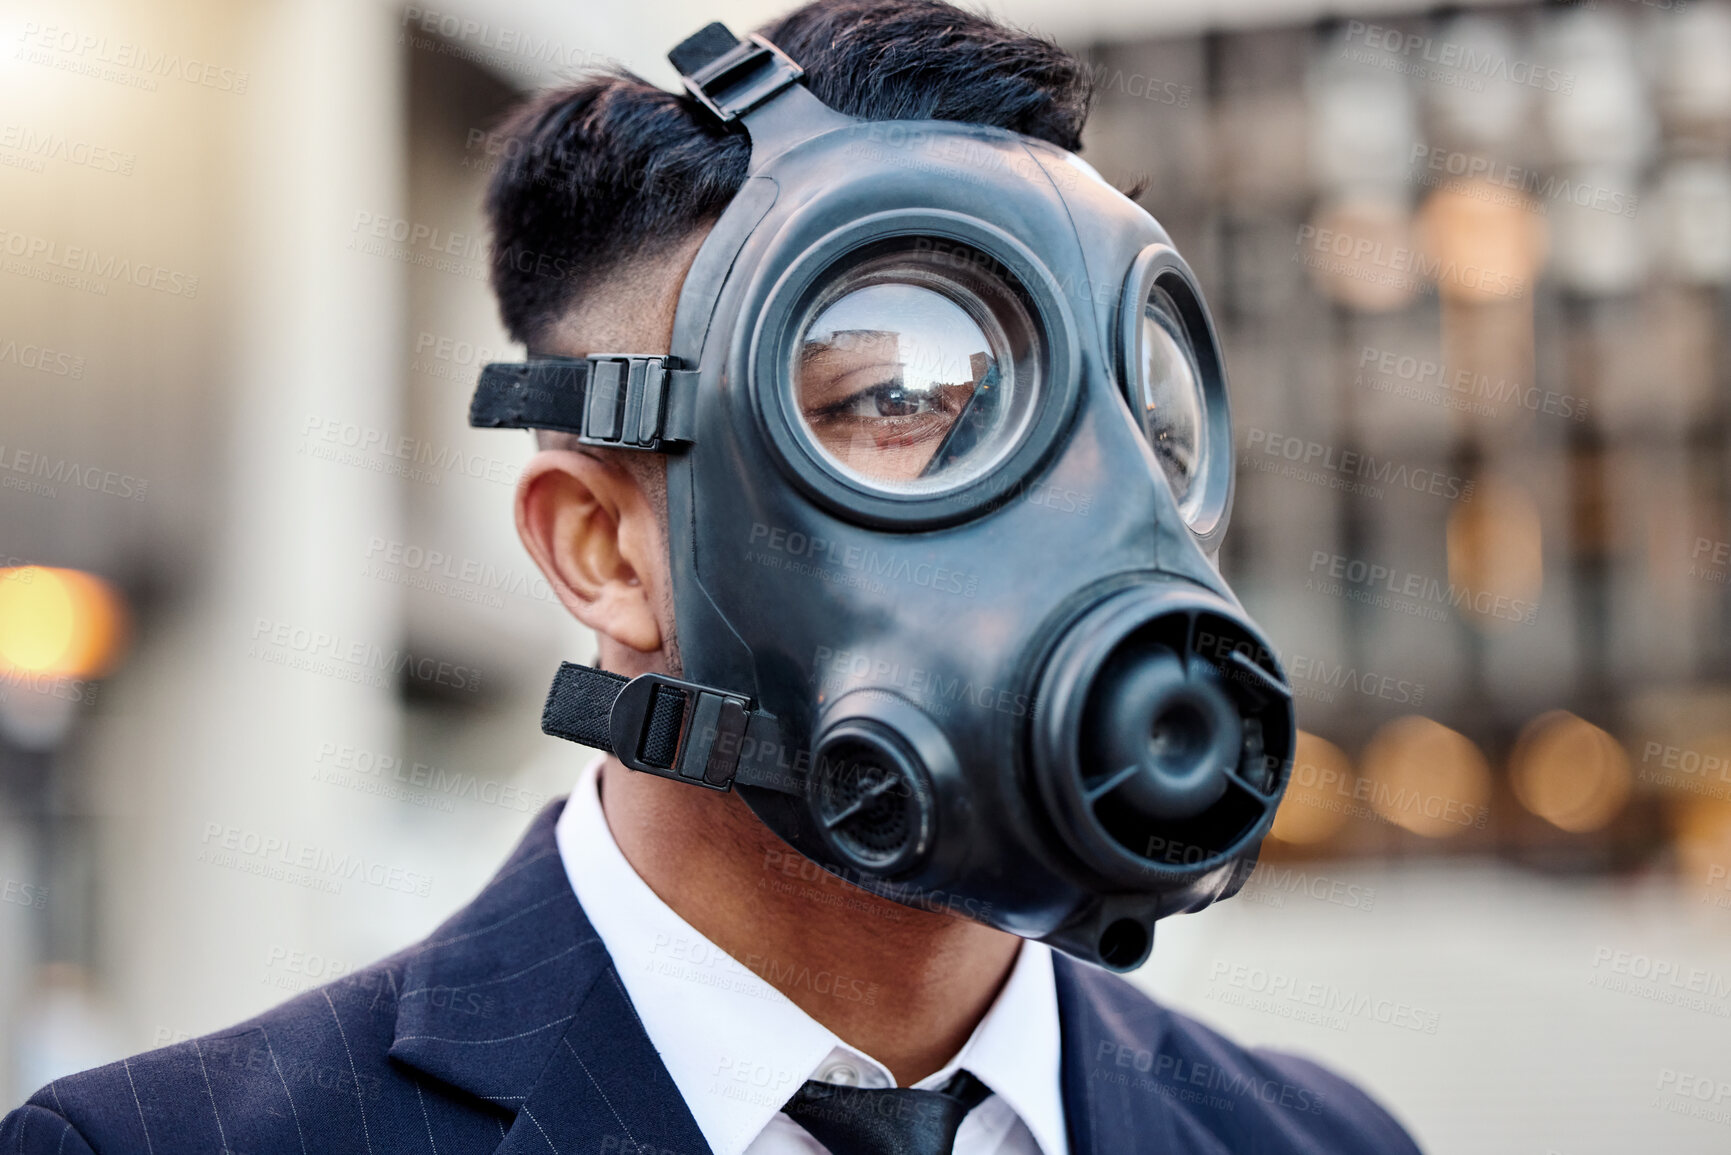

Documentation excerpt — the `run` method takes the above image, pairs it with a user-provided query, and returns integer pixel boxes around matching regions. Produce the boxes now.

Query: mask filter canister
[1033,584,1292,963]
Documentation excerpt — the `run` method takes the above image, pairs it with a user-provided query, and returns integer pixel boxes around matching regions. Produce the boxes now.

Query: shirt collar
[932,936,1066,1155]
[555,755,1065,1155]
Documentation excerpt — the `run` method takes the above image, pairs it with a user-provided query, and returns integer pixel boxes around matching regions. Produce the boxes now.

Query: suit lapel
[388,799,713,1154]
[394,797,1209,1155]
[1053,953,1181,1155]
[494,964,714,1155]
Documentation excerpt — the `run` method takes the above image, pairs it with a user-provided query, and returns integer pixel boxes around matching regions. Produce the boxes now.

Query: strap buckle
[581,354,678,451]
[679,33,804,124]
[611,672,753,790]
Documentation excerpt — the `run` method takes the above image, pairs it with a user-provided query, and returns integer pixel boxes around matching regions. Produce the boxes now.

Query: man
[2,2,1422,1152]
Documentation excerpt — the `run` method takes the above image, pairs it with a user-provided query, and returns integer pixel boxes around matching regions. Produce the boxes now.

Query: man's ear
[516,448,663,654]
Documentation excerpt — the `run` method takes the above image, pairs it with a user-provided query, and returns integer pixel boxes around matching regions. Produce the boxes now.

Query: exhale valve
[1087,645,1241,822]
[1034,582,1294,891]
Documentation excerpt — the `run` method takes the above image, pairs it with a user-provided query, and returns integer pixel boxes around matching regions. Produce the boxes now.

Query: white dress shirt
[554,756,1067,1155]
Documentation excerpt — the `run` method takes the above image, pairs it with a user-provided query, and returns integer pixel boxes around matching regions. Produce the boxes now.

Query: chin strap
[540,664,804,796]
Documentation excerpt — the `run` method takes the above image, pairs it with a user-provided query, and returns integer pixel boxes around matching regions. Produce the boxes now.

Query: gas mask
[469,22,1295,971]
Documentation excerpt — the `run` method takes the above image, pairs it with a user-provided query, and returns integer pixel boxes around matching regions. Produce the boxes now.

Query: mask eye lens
[791,243,1040,495]
[798,284,997,484]
[1134,285,1208,519]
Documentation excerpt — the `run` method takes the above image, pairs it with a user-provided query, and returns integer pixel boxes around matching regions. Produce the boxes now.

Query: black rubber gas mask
[470,23,1295,971]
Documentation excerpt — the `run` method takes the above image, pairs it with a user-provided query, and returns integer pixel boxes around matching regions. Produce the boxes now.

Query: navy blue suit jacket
[3,799,1421,1154]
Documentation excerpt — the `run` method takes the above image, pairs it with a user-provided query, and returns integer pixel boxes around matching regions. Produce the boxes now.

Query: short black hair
[484,0,1094,347]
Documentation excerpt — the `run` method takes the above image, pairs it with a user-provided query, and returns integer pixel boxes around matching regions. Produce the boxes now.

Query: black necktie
[780,1068,992,1155]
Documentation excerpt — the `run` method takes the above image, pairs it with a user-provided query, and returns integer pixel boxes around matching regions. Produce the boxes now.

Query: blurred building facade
[1080,3,1731,874]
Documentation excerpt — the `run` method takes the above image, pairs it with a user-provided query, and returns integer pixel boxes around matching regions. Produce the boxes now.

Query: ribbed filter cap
[1083,644,1240,822]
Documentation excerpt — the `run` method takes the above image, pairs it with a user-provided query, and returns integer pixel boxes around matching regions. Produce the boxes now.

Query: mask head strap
[468,21,842,453]
[668,23,854,165]
[468,353,698,452]
[541,663,800,797]
[467,21,846,793]
[669,23,805,124]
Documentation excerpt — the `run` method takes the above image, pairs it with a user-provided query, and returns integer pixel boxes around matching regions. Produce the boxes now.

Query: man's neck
[597,756,1022,1086]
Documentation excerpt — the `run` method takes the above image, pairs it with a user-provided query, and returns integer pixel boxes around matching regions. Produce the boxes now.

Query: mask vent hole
[812,732,926,873]
[830,766,909,854]
[1098,919,1151,969]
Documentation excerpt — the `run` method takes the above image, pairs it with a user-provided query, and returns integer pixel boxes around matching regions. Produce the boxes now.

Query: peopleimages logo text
[1342,21,1575,94]
[1295,223,1526,299]
[198,822,433,897]
[1308,550,1539,626]
[248,617,482,693]
[1245,427,1474,501]
[0,228,199,298]
[748,522,979,597]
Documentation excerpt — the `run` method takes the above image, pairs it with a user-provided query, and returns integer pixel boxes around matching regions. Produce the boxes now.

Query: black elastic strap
[642,685,687,766]
[540,664,629,751]
[667,22,805,126]
[470,356,592,438]
[669,22,740,75]
[540,664,691,767]
[470,356,695,450]
[538,662,802,796]
[470,358,589,436]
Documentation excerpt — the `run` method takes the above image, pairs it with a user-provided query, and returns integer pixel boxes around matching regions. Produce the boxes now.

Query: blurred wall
[0,0,589,1090]
[3,0,1731,1151]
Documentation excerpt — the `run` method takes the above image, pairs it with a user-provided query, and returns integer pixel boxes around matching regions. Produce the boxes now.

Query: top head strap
[668,22,806,124]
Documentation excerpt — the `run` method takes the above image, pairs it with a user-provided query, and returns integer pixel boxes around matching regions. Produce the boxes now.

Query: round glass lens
[1136,286,1207,512]
[792,247,1038,494]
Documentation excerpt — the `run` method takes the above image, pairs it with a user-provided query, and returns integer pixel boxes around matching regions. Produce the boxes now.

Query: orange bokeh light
[1415,181,1549,305]
[1270,731,1355,845]
[1510,711,1632,834]
[1447,477,1544,632]
[1360,716,1493,838]
[0,567,129,680]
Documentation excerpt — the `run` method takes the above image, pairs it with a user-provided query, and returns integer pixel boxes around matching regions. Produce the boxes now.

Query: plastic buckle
[609,672,752,790]
[581,354,674,450]
[680,33,804,124]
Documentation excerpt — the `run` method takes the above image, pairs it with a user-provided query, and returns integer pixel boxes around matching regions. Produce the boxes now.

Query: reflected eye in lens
[797,286,995,482]
[874,383,919,418]
[787,241,1042,497]
[1135,288,1207,512]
